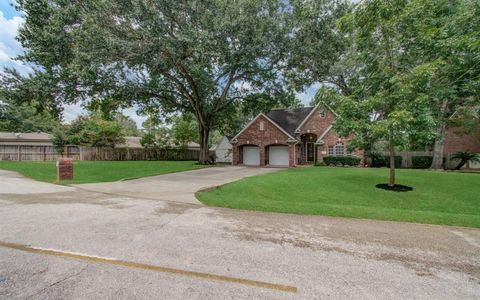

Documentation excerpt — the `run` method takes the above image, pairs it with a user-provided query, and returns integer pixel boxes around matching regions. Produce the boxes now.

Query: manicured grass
[0,160,207,185]
[197,167,480,228]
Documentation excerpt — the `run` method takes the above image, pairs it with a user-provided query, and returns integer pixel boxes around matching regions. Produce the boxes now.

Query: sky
[0,1,317,128]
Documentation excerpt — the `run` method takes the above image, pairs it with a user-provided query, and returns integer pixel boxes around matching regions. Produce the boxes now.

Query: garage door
[243,146,260,166]
[269,146,289,166]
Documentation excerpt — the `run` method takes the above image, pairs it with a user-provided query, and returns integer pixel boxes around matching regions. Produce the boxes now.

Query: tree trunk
[388,139,395,187]
[431,100,448,170]
[198,124,211,165]
[430,122,446,169]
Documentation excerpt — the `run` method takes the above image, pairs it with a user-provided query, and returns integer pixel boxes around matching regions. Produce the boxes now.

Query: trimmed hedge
[412,156,433,169]
[322,156,361,167]
[370,154,402,168]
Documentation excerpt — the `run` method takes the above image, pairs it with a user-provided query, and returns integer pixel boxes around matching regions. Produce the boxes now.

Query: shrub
[315,161,327,166]
[412,156,433,169]
[323,156,361,167]
[369,153,402,168]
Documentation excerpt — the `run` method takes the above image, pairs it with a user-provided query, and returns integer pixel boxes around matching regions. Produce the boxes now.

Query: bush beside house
[321,156,361,167]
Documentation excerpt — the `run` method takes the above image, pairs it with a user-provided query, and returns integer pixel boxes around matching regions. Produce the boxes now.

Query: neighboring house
[0,132,53,146]
[231,103,364,167]
[0,132,57,161]
[444,124,480,169]
[168,141,201,150]
[211,136,232,163]
[444,124,480,154]
[117,136,143,148]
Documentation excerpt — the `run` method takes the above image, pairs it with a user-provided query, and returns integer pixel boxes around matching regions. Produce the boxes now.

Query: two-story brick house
[230,103,364,167]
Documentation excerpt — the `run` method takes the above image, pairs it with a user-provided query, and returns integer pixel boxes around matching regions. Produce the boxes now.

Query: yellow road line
[0,240,297,293]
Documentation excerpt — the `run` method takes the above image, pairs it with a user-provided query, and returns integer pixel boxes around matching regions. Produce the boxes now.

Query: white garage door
[269,146,289,166]
[243,146,260,166]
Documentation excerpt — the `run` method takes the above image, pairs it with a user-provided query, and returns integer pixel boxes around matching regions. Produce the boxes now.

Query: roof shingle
[265,107,314,136]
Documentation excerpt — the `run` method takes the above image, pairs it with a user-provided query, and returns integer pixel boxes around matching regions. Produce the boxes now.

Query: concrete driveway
[73,166,279,204]
[0,169,479,299]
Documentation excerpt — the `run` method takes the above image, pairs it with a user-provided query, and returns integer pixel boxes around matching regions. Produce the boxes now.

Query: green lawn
[0,160,207,185]
[197,167,480,228]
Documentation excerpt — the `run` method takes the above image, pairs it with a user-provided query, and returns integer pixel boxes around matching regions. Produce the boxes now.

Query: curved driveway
[73,166,279,204]
[0,168,479,299]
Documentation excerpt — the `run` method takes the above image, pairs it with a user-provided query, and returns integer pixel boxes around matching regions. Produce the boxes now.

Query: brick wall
[300,106,364,163]
[232,106,365,167]
[232,115,292,166]
[444,126,480,153]
[299,106,335,137]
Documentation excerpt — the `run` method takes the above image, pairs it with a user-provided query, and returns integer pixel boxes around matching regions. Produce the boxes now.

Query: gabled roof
[232,113,296,141]
[266,107,314,136]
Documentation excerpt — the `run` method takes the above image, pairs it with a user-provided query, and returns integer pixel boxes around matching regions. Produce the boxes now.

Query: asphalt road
[0,169,479,299]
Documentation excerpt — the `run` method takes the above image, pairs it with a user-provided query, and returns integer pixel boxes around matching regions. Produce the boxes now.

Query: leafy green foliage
[52,115,125,150]
[171,115,199,148]
[0,72,62,133]
[322,156,361,167]
[412,156,434,169]
[16,0,296,163]
[451,152,480,170]
[366,152,402,168]
[0,100,61,133]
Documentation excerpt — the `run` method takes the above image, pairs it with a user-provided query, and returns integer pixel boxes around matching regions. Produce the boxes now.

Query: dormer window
[319,111,326,118]
[259,121,265,131]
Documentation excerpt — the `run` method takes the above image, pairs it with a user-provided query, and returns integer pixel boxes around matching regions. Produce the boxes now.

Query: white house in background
[211,136,232,163]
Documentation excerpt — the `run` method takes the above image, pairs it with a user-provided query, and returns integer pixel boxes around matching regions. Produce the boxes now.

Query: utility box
[56,158,73,181]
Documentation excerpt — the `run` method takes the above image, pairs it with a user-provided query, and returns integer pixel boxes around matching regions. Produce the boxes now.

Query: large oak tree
[15,0,297,163]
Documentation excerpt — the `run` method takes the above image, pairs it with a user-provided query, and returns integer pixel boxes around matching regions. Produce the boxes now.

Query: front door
[306,142,314,162]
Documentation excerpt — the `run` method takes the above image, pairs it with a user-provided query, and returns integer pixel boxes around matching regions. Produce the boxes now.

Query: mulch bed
[375,183,413,192]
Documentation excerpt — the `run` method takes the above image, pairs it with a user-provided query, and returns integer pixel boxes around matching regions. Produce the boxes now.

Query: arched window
[335,142,345,156]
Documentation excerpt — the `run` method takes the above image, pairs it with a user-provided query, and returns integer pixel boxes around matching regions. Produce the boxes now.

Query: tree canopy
[15,0,298,163]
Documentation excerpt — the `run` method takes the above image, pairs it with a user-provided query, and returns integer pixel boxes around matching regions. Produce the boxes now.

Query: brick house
[230,103,364,167]
[444,126,480,154]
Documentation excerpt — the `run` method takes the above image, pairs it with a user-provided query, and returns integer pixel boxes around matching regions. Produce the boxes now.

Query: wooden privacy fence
[376,151,459,169]
[0,145,206,161]
[78,147,205,161]
[0,145,79,161]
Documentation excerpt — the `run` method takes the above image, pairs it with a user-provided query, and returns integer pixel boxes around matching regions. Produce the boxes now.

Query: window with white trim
[259,121,265,131]
[319,111,326,118]
[328,145,334,156]
[335,142,345,156]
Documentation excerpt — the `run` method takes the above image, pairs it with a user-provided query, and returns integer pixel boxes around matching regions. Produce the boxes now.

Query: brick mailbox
[56,158,73,181]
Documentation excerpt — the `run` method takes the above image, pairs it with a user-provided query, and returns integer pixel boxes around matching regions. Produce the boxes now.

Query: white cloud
[0,42,9,61]
[123,107,147,128]
[62,103,86,124]
[296,83,320,106]
[0,12,24,37]
[0,10,28,72]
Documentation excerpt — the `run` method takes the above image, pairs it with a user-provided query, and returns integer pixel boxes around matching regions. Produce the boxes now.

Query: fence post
[17,145,21,161]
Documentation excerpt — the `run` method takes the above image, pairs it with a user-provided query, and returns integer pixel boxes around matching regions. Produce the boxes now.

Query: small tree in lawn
[335,0,435,187]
